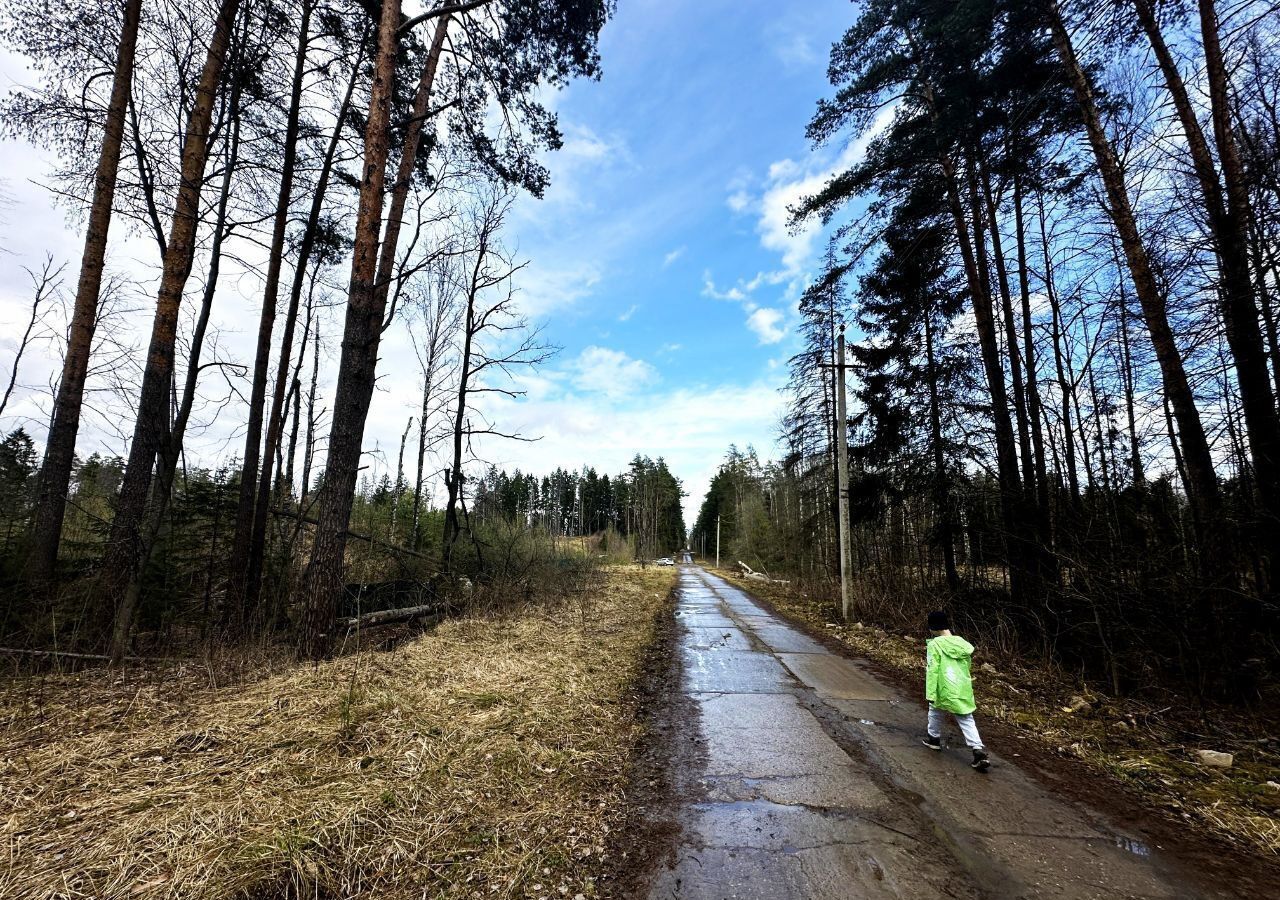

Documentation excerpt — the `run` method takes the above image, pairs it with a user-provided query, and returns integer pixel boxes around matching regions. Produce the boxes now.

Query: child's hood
[929,635,975,659]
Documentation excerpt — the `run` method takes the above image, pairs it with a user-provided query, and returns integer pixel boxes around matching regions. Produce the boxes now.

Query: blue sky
[479,0,861,524]
[0,0,861,530]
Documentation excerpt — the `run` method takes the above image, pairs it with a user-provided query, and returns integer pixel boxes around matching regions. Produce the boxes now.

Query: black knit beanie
[927,610,950,631]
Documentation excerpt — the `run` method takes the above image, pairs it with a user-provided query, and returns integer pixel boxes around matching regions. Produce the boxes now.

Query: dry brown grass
[0,565,677,900]
[710,567,1280,859]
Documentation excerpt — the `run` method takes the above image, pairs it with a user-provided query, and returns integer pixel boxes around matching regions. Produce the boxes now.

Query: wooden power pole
[716,514,721,569]
[835,326,852,620]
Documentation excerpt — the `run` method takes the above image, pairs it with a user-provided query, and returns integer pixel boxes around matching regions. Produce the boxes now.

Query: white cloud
[754,105,897,280]
[702,270,793,343]
[618,303,639,321]
[757,178,820,276]
[771,31,818,69]
[701,273,746,303]
[560,122,618,162]
[662,245,686,268]
[746,307,787,344]
[698,105,897,349]
[517,121,633,217]
[514,260,602,318]
[568,345,657,399]
[727,190,752,214]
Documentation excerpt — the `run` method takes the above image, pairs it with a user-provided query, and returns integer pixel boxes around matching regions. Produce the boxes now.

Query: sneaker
[971,749,991,772]
[921,735,943,751]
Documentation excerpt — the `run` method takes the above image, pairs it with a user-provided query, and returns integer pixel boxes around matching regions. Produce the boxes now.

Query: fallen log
[336,603,446,630]
[0,647,160,663]
[736,561,790,585]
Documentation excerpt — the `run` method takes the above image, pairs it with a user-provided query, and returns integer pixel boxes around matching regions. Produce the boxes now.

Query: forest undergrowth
[711,567,1280,859]
[0,564,677,899]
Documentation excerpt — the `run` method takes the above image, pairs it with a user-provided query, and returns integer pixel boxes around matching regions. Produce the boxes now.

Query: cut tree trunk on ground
[737,561,790,584]
[336,604,447,631]
[0,648,160,663]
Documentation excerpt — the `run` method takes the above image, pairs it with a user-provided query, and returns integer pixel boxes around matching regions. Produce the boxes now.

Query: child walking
[921,610,990,772]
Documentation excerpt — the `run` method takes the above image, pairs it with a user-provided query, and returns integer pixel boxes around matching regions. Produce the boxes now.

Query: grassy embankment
[710,566,1280,859]
[0,564,676,899]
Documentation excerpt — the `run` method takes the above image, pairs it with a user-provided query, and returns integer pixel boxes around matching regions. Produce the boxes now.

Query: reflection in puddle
[1113,835,1152,857]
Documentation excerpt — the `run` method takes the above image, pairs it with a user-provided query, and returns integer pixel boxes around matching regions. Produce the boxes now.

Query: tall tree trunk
[296,0,402,660]
[1201,0,1280,613]
[283,375,301,498]
[1248,219,1280,405]
[244,28,368,614]
[227,0,315,626]
[127,94,168,258]
[1046,1,1220,527]
[1086,355,1113,496]
[1112,236,1146,487]
[391,416,412,537]
[1198,0,1280,532]
[982,166,1036,496]
[300,322,321,506]
[1163,391,1190,506]
[97,0,241,624]
[1132,0,1280,562]
[370,11,457,556]
[411,305,448,551]
[1015,177,1054,558]
[1065,317,1098,496]
[373,13,451,312]
[1042,201,1081,500]
[109,90,243,663]
[26,0,144,589]
[282,266,321,501]
[444,259,484,569]
[412,374,432,550]
[943,152,1027,599]
[924,302,959,591]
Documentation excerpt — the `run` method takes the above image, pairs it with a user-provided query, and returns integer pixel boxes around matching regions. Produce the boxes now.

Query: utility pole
[716,514,721,569]
[835,325,852,621]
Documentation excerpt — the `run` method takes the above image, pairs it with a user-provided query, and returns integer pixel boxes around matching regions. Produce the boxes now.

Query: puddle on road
[858,719,877,726]
[1112,834,1152,857]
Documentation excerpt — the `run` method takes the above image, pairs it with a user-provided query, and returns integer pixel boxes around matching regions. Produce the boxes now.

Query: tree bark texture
[244,27,369,616]
[98,0,241,625]
[227,0,315,625]
[296,0,402,660]
[26,0,144,589]
[108,64,245,664]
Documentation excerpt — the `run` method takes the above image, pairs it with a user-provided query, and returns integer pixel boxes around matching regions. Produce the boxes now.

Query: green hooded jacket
[925,635,977,715]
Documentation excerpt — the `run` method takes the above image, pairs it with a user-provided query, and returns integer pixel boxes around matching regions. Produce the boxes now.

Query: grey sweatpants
[927,705,984,749]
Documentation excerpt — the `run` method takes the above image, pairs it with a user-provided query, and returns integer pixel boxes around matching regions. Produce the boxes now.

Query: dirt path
[643,567,1236,899]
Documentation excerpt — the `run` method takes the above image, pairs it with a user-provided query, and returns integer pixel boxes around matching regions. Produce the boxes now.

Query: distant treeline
[472,456,687,559]
[0,428,684,657]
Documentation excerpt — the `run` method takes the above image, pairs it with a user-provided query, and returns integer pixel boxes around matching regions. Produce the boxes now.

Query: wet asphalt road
[646,567,1225,900]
